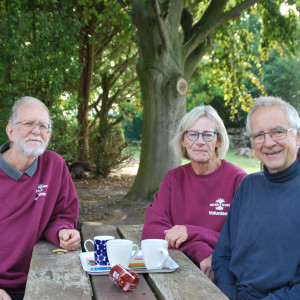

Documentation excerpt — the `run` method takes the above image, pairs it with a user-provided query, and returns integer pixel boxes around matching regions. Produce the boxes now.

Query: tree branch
[111,115,124,128]
[110,52,138,88]
[182,0,260,61]
[151,0,170,52]
[185,35,213,79]
[110,78,139,105]
[218,0,261,25]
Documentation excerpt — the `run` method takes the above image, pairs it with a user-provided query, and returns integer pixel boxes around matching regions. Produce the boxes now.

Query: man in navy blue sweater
[213,96,300,300]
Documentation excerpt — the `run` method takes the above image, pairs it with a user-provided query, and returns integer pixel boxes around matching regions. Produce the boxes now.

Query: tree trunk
[124,0,257,201]
[125,1,187,201]
[76,22,95,162]
[127,72,186,200]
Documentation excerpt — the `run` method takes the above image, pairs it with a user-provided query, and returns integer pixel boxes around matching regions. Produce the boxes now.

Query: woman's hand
[199,254,214,281]
[164,225,188,248]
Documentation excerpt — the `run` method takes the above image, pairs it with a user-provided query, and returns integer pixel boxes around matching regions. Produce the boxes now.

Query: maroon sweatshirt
[142,161,246,263]
[0,145,79,294]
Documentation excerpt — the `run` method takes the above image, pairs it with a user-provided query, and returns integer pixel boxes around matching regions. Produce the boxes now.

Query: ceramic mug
[84,235,115,265]
[107,239,139,268]
[141,239,169,269]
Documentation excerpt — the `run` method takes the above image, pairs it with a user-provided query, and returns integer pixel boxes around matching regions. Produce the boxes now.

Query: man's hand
[199,254,214,281]
[58,229,81,251]
[164,225,188,248]
[0,289,12,300]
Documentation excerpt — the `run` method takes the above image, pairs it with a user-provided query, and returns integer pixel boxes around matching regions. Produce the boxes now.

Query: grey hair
[246,96,300,135]
[171,105,229,159]
[8,96,52,132]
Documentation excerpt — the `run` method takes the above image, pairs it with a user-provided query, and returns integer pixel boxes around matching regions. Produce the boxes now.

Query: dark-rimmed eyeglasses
[185,130,217,142]
[15,120,51,134]
[249,128,294,144]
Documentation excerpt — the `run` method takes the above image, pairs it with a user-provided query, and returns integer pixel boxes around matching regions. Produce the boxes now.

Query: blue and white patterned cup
[84,235,115,265]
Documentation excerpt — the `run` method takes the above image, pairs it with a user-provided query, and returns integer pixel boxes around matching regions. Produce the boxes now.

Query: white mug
[84,235,115,265]
[141,239,169,269]
[107,239,139,268]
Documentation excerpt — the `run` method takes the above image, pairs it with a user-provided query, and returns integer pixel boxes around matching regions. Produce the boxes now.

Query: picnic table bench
[25,222,228,300]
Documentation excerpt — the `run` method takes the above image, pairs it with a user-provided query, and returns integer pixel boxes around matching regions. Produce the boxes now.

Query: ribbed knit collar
[263,153,300,183]
[0,143,38,180]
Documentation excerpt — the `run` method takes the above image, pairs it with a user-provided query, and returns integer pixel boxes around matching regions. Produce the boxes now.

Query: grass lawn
[225,148,261,174]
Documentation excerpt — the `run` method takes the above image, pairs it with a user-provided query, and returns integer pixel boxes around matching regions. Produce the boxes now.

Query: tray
[80,250,179,275]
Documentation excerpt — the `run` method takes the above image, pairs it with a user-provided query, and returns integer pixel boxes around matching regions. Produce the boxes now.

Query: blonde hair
[171,105,229,159]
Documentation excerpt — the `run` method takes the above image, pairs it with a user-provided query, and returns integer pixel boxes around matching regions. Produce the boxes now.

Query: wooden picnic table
[24,240,92,300]
[25,222,228,300]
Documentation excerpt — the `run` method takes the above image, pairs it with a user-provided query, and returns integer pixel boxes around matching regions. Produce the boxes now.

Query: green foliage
[0,98,15,145]
[1,0,299,179]
[123,117,143,141]
[89,123,129,177]
[207,13,265,114]
[48,110,79,161]
[258,1,298,58]
[262,49,300,110]
[74,0,140,162]
[187,5,299,127]
[0,0,80,105]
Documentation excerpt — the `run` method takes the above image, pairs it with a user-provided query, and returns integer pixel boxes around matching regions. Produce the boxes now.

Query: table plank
[117,225,229,300]
[81,222,156,300]
[25,240,92,300]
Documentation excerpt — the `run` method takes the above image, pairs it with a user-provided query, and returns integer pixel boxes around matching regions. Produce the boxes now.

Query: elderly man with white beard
[0,97,80,300]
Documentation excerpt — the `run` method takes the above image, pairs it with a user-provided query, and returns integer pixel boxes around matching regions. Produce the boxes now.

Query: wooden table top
[24,240,92,300]
[25,222,228,300]
[118,224,228,300]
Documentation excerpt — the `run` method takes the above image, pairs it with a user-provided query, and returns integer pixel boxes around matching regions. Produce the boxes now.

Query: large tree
[118,0,299,201]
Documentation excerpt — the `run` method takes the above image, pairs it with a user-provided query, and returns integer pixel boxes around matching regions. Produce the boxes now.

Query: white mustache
[25,135,44,145]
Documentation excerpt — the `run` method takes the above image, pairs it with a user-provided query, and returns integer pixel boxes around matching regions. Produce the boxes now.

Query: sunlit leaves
[258,0,298,59]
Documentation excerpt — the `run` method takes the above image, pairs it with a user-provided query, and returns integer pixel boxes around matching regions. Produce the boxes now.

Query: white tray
[80,250,179,275]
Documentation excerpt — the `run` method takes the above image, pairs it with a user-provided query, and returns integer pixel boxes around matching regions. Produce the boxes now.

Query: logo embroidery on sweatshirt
[34,184,48,201]
[208,198,230,216]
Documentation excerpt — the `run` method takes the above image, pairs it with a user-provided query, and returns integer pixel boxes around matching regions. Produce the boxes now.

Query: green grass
[225,148,261,174]
[125,144,261,174]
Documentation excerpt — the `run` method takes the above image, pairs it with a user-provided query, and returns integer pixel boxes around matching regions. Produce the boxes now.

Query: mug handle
[84,239,94,259]
[157,248,169,268]
[131,244,139,261]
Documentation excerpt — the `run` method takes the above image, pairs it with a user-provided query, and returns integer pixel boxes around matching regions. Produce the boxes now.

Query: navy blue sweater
[213,155,300,300]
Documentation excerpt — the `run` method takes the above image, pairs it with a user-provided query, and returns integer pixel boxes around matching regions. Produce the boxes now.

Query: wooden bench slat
[81,222,156,300]
[117,224,229,300]
[25,240,92,300]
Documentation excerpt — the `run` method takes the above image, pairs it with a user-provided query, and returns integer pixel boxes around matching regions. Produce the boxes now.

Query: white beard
[14,135,49,158]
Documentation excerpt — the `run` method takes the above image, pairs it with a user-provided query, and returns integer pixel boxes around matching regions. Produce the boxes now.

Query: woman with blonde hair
[142,105,247,280]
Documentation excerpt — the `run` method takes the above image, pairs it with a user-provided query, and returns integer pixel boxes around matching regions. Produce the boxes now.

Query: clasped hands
[58,229,81,251]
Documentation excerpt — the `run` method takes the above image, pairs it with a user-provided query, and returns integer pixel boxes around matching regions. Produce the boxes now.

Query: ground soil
[75,158,148,226]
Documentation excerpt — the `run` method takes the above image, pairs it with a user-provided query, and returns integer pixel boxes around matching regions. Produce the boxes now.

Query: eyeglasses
[185,130,217,142]
[15,120,51,134]
[250,128,294,144]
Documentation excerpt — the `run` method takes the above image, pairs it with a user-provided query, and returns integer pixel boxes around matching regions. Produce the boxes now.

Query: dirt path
[75,159,149,226]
